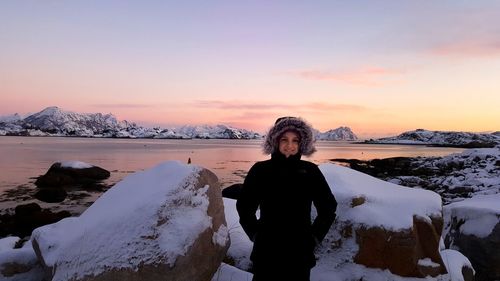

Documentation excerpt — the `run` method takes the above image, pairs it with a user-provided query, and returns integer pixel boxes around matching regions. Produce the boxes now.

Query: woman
[236,116,337,281]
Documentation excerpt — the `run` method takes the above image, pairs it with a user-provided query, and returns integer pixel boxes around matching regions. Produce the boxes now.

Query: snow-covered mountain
[0,107,262,139]
[315,126,358,141]
[365,129,499,148]
[0,113,23,122]
[175,124,261,139]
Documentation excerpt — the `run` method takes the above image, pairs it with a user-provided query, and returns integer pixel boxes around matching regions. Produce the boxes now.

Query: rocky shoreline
[331,146,500,204]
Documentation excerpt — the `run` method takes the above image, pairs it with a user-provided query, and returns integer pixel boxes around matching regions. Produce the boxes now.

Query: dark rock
[0,203,71,238]
[222,183,243,200]
[14,203,41,216]
[34,188,67,203]
[462,265,475,281]
[446,219,500,281]
[35,162,110,188]
[447,186,473,195]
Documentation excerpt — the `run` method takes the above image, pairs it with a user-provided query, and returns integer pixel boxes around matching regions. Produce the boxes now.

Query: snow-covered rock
[318,164,446,277]
[35,161,110,190]
[0,237,20,252]
[0,240,43,281]
[366,129,499,148]
[443,194,500,281]
[31,161,229,281]
[316,126,358,141]
[338,146,500,204]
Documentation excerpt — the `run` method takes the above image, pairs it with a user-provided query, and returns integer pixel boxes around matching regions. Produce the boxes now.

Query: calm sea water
[0,136,465,191]
[0,136,466,213]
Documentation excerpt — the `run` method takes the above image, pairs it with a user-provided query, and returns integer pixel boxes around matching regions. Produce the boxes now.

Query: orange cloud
[90,103,157,109]
[295,66,406,86]
[191,100,367,112]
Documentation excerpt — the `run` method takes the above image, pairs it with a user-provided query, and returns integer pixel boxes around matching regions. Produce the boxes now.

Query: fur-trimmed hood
[263,116,316,156]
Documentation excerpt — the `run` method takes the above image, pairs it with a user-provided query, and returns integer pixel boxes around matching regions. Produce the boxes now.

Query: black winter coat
[236,152,337,271]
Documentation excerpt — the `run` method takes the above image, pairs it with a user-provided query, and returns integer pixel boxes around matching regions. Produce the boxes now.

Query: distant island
[0,106,358,141]
[364,128,499,148]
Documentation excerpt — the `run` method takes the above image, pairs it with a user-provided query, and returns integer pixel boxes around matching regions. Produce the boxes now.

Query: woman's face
[278,131,300,158]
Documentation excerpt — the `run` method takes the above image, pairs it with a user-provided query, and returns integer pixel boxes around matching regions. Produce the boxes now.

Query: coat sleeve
[236,164,260,242]
[311,165,337,243]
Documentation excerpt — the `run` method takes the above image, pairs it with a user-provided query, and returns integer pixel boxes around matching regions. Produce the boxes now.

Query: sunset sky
[1,1,499,138]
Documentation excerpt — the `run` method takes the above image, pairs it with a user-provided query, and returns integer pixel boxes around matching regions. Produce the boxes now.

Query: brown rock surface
[354,215,446,277]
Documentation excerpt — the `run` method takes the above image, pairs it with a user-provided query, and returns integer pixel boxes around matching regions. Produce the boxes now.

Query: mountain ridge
[364,128,499,148]
[0,106,358,140]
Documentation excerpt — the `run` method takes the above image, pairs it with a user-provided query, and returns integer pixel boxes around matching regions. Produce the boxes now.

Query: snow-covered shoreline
[364,129,499,148]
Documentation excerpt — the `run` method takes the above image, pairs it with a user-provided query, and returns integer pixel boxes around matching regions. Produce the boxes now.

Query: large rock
[444,194,500,281]
[319,164,447,278]
[35,161,110,188]
[353,214,445,277]
[31,161,229,281]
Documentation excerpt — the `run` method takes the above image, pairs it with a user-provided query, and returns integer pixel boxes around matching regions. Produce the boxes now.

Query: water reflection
[0,137,464,192]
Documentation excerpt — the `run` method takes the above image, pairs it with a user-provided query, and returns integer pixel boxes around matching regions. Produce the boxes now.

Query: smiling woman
[237,117,337,281]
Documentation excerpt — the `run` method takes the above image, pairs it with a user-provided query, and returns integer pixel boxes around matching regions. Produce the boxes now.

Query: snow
[444,194,500,238]
[368,129,499,147]
[418,258,441,268]
[319,163,442,230]
[315,126,358,141]
[31,160,213,280]
[223,198,253,270]
[212,224,229,247]
[59,160,93,169]
[0,113,22,122]
[211,263,253,281]
[380,146,500,204]
[440,249,474,281]
[0,240,44,281]
[0,237,19,252]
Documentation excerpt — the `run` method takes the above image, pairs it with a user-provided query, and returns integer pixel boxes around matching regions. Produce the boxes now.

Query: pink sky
[1,1,499,138]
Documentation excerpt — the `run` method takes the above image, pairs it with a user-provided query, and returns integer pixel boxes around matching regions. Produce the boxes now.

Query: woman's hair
[263,116,316,156]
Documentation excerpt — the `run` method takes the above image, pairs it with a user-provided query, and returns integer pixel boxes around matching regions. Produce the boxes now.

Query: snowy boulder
[318,164,447,278]
[31,161,229,281]
[35,161,110,188]
[444,194,500,281]
[0,239,43,280]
